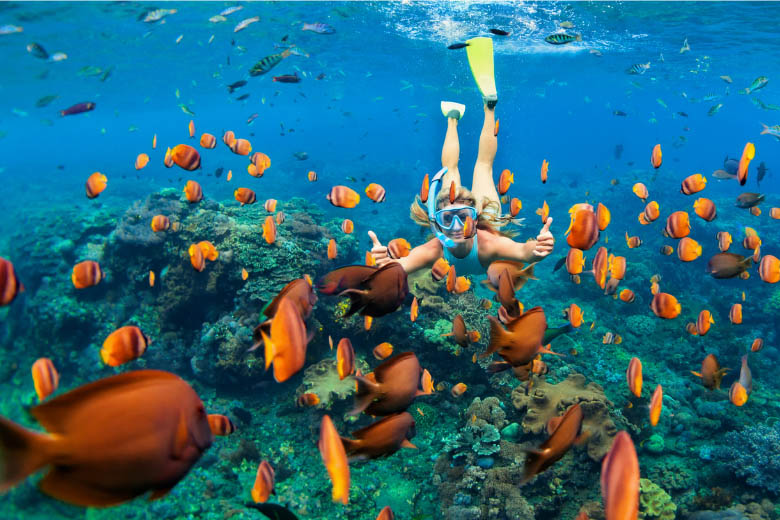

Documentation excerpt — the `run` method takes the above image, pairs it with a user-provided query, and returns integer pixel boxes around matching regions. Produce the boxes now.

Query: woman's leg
[471,105,500,213]
[440,117,461,190]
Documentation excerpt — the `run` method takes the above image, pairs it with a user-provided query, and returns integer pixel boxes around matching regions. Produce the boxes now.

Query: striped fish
[249,48,292,76]
[544,33,581,45]
[302,22,335,34]
[626,62,651,75]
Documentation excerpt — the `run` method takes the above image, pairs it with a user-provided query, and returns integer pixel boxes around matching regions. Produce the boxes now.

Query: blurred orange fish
[737,142,755,186]
[498,169,513,195]
[189,244,205,271]
[431,257,450,281]
[327,239,338,260]
[341,219,354,234]
[85,172,107,199]
[71,260,104,289]
[171,144,201,170]
[251,460,275,503]
[308,170,318,182]
[264,199,277,212]
[234,187,257,206]
[536,200,550,224]
[200,133,217,149]
[632,183,648,202]
[680,173,706,195]
[152,133,157,148]
[420,174,429,203]
[625,232,642,249]
[263,216,277,244]
[410,296,419,322]
[677,237,702,261]
[149,270,155,287]
[388,238,411,259]
[327,186,360,208]
[664,211,690,238]
[619,289,635,303]
[336,338,355,380]
[596,202,611,231]
[510,198,522,216]
[150,215,170,232]
[650,292,681,319]
[31,358,58,402]
[188,120,195,138]
[729,303,742,324]
[541,159,548,184]
[696,309,714,335]
[298,393,320,406]
[230,138,252,156]
[373,342,393,360]
[626,357,642,397]
[759,254,780,283]
[693,197,716,221]
[242,268,249,280]
[717,231,732,252]
[601,431,639,520]
[101,326,150,367]
[318,415,350,504]
[183,180,203,203]
[651,143,662,168]
[207,414,236,436]
[135,153,149,170]
[451,382,467,397]
[365,183,386,203]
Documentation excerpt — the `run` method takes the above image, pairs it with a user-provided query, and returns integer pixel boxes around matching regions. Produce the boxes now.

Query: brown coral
[511,373,617,460]
[295,357,370,409]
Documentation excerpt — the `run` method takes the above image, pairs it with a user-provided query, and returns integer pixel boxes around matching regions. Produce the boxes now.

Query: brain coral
[511,372,617,460]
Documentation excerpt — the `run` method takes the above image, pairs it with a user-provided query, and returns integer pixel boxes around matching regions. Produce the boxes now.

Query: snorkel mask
[427,167,478,248]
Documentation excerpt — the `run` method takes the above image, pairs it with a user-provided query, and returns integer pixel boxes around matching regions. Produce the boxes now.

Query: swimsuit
[442,232,484,276]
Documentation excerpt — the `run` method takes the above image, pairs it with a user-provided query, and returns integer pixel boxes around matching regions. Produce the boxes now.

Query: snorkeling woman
[367,37,554,275]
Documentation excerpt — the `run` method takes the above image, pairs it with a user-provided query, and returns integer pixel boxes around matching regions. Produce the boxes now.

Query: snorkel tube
[427,167,456,248]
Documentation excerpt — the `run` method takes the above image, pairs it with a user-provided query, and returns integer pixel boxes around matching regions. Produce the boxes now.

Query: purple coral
[722,421,780,495]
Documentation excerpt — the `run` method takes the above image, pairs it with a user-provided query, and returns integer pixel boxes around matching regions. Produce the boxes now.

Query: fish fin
[553,256,566,272]
[439,332,454,337]
[690,371,702,378]
[401,439,418,449]
[149,486,174,501]
[172,411,189,460]
[340,436,360,455]
[348,375,380,416]
[480,316,508,359]
[39,467,141,507]
[338,288,368,317]
[262,330,275,370]
[0,416,55,494]
[480,279,498,292]
[538,344,564,357]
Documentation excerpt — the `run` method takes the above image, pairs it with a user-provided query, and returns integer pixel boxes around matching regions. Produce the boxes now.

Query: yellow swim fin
[466,37,497,107]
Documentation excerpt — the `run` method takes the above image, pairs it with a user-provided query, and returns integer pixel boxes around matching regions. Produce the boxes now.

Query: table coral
[511,372,617,460]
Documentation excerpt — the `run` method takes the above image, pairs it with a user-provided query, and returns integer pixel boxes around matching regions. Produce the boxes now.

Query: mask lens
[436,207,476,230]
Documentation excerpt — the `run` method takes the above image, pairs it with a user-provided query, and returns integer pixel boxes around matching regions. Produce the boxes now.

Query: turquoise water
[1,2,780,519]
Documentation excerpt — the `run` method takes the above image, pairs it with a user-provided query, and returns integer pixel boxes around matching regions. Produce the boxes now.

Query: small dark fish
[447,42,469,50]
[60,102,95,117]
[236,93,250,101]
[35,95,58,108]
[724,156,739,175]
[273,73,300,83]
[489,28,510,36]
[247,113,258,124]
[756,161,768,187]
[26,42,49,59]
[614,144,624,159]
[100,67,114,82]
[57,164,65,170]
[627,161,635,166]
[215,167,224,178]
[281,34,289,42]
[677,111,688,117]
[293,151,308,160]
[736,192,765,208]
[345,176,357,182]
[245,502,300,520]
[706,252,752,279]
[231,406,252,424]
[613,110,627,116]
[545,33,581,45]
[230,38,235,46]
[316,73,326,80]
[228,80,247,93]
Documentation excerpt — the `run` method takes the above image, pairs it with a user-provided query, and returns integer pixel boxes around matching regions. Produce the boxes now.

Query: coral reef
[295,357,370,409]
[511,372,618,460]
[639,478,677,520]
[721,421,780,495]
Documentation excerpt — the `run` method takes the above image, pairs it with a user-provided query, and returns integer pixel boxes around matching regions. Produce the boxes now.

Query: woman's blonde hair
[409,184,517,238]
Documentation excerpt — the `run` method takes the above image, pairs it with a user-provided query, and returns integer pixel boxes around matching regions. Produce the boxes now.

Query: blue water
[2,2,780,519]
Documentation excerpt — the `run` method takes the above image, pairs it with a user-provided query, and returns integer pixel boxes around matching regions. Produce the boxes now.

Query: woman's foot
[441,101,465,120]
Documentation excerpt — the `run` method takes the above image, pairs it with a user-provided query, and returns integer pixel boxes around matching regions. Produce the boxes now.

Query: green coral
[645,433,665,454]
[411,402,438,430]
[639,478,677,520]
[424,319,453,350]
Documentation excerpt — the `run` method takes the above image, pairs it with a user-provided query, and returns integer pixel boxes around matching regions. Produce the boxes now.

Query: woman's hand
[532,217,554,257]
[368,231,393,267]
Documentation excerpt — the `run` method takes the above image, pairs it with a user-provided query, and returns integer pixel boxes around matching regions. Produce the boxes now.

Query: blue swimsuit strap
[443,232,482,274]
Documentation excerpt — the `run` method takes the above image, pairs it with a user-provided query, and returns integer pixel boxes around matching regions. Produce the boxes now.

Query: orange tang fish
[649,385,663,426]
[264,199,277,213]
[510,198,522,216]
[592,247,608,289]
[318,415,350,504]
[308,170,318,182]
[693,198,717,222]
[759,254,780,283]
[200,133,216,149]
[188,120,195,138]
[336,338,355,380]
[207,414,235,436]
[341,219,354,234]
[691,353,728,390]
[680,173,707,195]
[171,144,201,170]
[101,325,150,367]
[650,292,681,319]
[71,260,104,289]
[252,152,271,173]
[482,307,560,367]
[31,358,59,402]
[696,309,714,336]
[0,257,24,306]
[410,296,419,322]
[350,352,422,416]
[85,172,107,199]
[729,381,748,406]
[262,216,277,244]
[664,211,690,238]
[498,169,513,195]
[365,183,386,203]
[234,187,257,206]
[677,237,702,262]
[642,201,660,224]
[327,238,338,260]
[0,370,213,506]
[261,297,308,383]
[626,357,642,398]
[150,215,170,232]
[327,186,360,208]
[251,460,275,503]
[522,403,584,484]
[183,180,203,203]
[373,342,393,360]
[596,202,611,231]
[632,183,649,202]
[751,338,763,352]
[340,411,416,461]
[566,209,600,250]
[729,303,742,324]
[189,244,205,272]
[737,142,755,186]
[420,174,429,203]
[601,431,639,520]
[651,143,662,169]
[541,159,549,184]
[135,153,149,170]
[619,289,635,303]
[230,138,252,156]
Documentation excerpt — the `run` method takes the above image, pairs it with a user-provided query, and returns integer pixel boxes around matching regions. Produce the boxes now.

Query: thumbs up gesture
[533,217,554,257]
[367,230,392,267]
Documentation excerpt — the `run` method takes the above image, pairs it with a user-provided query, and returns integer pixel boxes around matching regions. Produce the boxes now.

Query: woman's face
[437,203,476,243]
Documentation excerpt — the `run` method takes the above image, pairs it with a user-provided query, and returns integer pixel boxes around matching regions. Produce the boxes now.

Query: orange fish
[189,244,205,272]
[308,170,318,182]
[188,120,195,138]
[327,186,360,208]
[737,142,755,186]
[199,133,216,149]
[263,216,276,244]
[227,169,232,181]
[135,153,149,170]
[364,315,373,331]
[564,303,584,328]
[566,209,600,251]
[207,414,236,436]
[619,289,635,303]
[677,237,702,262]
[365,251,376,266]
[651,143,662,169]
[600,431,639,520]
[0,369,214,507]
[373,342,393,360]
[592,247,608,289]
[693,197,717,221]
[163,147,174,168]
[31,358,58,402]
[522,404,585,484]
[463,215,475,237]
[85,172,107,199]
[276,211,285,225]
[751,338,763,352]
[541,159,549,184]
[297,393,321,406]
[197,241,218,261]
[247,163,263,178]
[420,369,434,395]
[262,298,308,382]
[445,265,457,293]
[596,203,611,231]
[71,260,104,289]
[454,276,470,293]
[318,415,350,504]
[743,234,761,251]
[609,255,627,280]
[536,200,550,224]
[642,201,660,223]
[341,219,354,234]
[451,382,467,398]
[376,506,395,520]
[152,133,157,148]
[691,353,728,390]
[223,130,236,147]
[410,297,419,322]
[171,144,201,170]
[648,385,663,424]
[680,173,707,195]
[388,238,412,259]
[149,270,155,287]
[183,180,203,203]
[626,357,642,397]
[729,303,742,324]
[101,326,150,367]
[230,138,252,156]
[510,198,522,216]
[431,257,450,281]
[365,183,386,203]
[420,174,430,203]
[650,292,681,319]
[632,183,648,202]
[498,169,513,195]
[696,309,714,335]
[448,181,456,203]
[251,152,271,171]
[0,257,24,307]
[686,322,698,335]
[493,118,499,137]
[327,239,338,260]
[770,207,780,219]
[624,232,642,249]
[750,206,761,216]
[717,231,732,252]
[150,215,170,232]
[659,245,674,256]
[565,248,585,275]
[664,211,690,238]
[759,254,780,283]
[336,338,355,380]
[729,381,748,406]
[261,199,276,213]
[234,187,257,206]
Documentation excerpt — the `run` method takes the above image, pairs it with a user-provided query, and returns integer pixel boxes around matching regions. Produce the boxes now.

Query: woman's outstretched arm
[368,231,442,274]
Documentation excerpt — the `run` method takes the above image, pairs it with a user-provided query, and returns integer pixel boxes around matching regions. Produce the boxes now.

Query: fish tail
[0,415,55,493]
[538,343,565,357]
[348,376,380,416]
[480,316,508,359]
[261,330,275,371]
[339,436,360,457]
[760,123,769,135]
